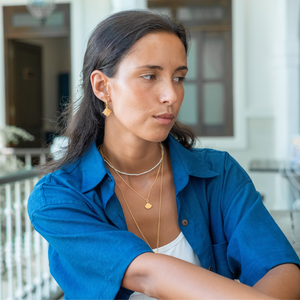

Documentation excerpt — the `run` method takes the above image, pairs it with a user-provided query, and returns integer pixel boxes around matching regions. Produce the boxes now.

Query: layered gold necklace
[99,144,164,252]
[101,143,164,176]
[99,143,163,210]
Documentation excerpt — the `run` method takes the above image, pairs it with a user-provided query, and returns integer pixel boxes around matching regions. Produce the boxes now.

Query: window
[148,0,233,136]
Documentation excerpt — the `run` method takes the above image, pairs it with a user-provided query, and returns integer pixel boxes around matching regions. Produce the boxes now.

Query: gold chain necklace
[101,154,161,209]
[100,143,164,176]
[114,155,163,252]
[99,144,164,210]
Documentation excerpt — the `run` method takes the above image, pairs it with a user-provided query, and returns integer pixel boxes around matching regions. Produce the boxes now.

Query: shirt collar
[80,142,110,193]
[79,135,219,193]
[167,135,219,195]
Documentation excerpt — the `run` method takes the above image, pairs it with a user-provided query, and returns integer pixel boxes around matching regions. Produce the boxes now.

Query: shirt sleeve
[218,154,300,286]
[27,180,152,300]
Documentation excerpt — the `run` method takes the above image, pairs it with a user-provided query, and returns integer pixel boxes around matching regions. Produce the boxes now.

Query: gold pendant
[102,107,112,117]
[145,203,152,209]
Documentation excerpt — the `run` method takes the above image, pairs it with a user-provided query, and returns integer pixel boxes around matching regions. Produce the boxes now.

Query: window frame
[148,0,234,137]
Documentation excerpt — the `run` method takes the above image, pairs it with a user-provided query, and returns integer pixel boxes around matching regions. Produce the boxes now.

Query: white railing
[1,149,49,170]
[0,169,63,300]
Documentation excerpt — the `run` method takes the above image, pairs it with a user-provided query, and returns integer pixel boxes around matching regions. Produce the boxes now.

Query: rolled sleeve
[224,182,300,286]
[28,182,152,299]
[206,152,300,285]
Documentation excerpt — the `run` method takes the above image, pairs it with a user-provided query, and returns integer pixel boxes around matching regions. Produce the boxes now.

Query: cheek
[113,80,146,103]
[115,84,151,114]
[111,92,149,126]
[176,87,185,107]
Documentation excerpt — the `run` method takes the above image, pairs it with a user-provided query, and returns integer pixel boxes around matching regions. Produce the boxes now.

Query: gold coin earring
[102,99,112,117]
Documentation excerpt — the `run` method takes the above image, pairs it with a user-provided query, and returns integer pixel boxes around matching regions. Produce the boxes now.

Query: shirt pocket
[212,240,233,279]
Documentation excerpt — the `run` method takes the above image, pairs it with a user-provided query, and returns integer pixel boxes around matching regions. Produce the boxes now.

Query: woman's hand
[122,252,281,299]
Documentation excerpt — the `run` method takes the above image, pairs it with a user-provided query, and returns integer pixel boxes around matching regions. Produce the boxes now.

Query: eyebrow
[137,65,188,71]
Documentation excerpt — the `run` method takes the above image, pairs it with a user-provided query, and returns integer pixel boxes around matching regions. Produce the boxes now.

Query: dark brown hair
[43,10,196,173]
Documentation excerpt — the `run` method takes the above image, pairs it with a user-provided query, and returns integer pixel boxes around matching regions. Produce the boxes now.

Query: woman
[28,10,300,299]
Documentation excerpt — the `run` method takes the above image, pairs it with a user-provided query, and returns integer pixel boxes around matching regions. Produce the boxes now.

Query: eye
[142,74,156,80]
[173,77,186,83]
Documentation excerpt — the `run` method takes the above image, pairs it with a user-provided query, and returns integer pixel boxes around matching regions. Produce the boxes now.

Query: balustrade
[1,148,49,169]
[0,169,62,300]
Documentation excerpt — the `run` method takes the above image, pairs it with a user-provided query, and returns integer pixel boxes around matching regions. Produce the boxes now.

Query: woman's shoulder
[168,135,251,183]
[39,141,106,191]
[190,146,249,180]
[38,159,83,191]
[27,163,84,218]
[28,143,106,217]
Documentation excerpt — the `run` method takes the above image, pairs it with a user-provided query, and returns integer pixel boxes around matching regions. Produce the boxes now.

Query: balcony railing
[0,166,63,300]
[1,148,49,169]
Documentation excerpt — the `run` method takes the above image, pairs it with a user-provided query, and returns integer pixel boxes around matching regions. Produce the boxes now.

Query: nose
[159,80,178,105]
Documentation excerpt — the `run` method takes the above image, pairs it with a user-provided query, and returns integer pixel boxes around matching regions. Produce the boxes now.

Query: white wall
[228,0,278,209]
[273,0,300,159]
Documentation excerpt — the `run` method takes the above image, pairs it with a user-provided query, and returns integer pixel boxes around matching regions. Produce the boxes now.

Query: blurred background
[0,0,299,299]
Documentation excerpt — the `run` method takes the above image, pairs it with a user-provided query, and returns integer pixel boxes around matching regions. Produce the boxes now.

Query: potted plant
[0,126,34,175]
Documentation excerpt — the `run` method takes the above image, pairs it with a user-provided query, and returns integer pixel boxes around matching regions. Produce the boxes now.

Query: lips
[153,113,175,125]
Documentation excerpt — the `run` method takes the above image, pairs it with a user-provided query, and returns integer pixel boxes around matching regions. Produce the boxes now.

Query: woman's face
[106,32,188,143]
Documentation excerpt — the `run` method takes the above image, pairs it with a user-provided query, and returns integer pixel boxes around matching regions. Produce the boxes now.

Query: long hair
[43,10,196,173]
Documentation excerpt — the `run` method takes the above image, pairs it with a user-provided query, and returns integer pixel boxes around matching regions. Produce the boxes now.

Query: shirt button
[209,266,213,271]
[182,219,188,226]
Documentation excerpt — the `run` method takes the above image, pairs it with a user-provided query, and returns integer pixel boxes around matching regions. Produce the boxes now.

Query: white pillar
[274,0,300,159]
[59,0,112,100]
[81,0,112,45]
[111,0,147,13]
[273,0,300,209]
[0,1,8,127]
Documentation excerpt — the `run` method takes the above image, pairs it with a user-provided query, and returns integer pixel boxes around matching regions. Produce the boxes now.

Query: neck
[101,130,164,175]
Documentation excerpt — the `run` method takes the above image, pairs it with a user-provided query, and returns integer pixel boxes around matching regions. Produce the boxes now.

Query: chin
[146,131,170,143]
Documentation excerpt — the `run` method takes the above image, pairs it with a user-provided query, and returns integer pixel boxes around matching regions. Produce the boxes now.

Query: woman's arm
[253,263,300,299]
[122,252,278,300]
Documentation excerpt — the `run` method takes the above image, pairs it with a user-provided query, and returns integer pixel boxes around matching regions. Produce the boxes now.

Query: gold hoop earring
[102,101,112,117]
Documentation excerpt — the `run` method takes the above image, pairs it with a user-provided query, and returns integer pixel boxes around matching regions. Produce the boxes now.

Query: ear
[90,70,110,102]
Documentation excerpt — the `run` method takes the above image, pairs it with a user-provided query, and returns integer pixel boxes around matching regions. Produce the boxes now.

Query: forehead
[119,32,187,68]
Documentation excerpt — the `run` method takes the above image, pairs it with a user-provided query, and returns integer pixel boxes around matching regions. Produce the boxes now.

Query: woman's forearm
[122,252,276,300]
[253,263,300,299]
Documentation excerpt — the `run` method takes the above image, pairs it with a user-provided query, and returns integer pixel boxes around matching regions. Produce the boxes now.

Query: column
[111,0,147,13]
[273,0,300,209]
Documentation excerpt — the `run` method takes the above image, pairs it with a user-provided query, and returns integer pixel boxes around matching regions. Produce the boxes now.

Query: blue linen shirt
[28,135,300,299]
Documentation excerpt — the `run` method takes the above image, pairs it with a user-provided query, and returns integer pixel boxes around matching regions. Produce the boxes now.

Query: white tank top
[129,232,201,300]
